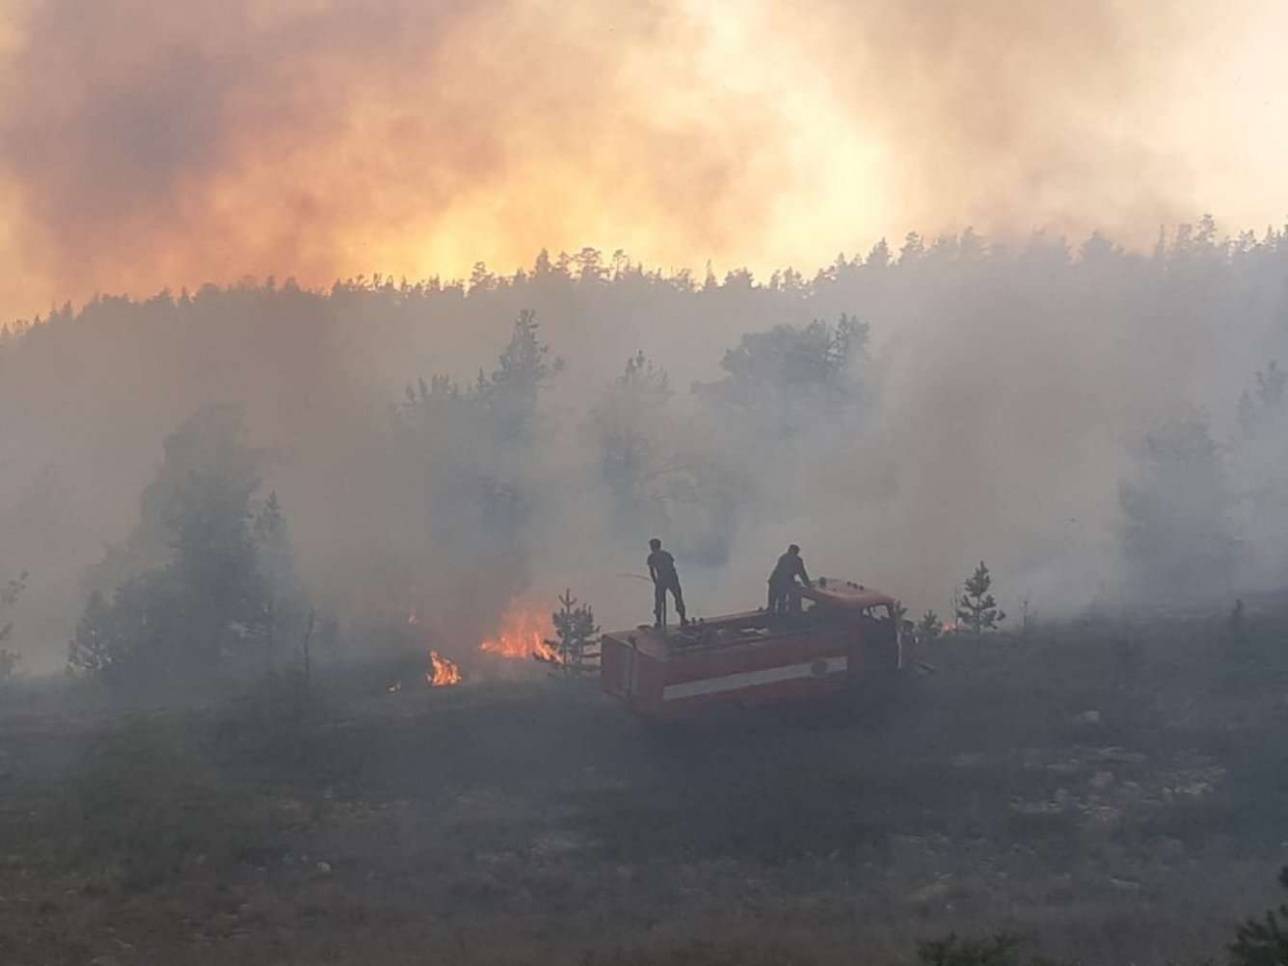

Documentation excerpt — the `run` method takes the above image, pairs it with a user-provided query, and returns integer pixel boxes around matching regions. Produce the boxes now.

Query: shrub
[60,716,288,889]
[956,562,1005,635]
[918,934,1023,966]
[1229,867,1288,966]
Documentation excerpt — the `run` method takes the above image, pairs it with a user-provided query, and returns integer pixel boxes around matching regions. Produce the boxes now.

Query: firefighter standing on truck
[767,544,812,614]
[647,538,687,628]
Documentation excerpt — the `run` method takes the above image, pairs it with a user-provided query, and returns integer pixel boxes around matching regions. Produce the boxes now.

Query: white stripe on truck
[661,655,848,701]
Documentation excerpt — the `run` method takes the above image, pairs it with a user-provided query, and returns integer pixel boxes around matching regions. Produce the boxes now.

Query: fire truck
[599,578,902,719]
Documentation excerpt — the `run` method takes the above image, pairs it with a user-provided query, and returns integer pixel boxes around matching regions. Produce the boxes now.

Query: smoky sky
[2,0,1287,319]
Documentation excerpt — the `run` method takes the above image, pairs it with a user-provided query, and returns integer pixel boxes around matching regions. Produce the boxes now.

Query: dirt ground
[2,612,1287,966]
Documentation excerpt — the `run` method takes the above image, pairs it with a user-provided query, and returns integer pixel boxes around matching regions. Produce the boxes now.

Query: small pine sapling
[1227,598,1249,658]
[917,610,944,643]
[956,561,1005,635]
[547,589,600,673]
[0,570,27,685]
[0,648,17,684]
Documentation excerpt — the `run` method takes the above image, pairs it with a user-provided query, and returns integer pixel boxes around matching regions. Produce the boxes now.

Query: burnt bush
[57,715,298,889]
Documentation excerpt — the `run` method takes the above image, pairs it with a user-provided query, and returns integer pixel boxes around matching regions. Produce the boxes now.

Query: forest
[5,220,1288,675]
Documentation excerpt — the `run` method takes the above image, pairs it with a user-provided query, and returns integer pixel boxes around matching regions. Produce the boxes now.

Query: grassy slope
[2,611,1287,965]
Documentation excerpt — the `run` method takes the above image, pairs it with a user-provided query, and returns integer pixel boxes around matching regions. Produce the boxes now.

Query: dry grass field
[2,609,1287,965]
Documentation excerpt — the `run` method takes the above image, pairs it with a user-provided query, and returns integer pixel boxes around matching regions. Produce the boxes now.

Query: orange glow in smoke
[480,602,559,663]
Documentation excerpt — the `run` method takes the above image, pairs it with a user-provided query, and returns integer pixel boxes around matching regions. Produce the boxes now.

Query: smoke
[0,0,783,317]
[3,1,1288,676]
[2,225,1287,676]
[3,0,1288,320]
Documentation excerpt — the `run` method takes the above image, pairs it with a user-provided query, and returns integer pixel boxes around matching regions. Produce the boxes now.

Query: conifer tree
[0,570,26,684]
[67,407,292,693]
[546,589,599,673]
[917,610,944,643]
[956,562,1005,635]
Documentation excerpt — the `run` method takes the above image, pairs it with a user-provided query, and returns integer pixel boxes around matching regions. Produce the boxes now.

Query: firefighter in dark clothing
[647,538,687,627]
[767,544,812,614]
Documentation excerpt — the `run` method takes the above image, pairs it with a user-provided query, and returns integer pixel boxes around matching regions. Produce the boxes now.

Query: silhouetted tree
[253,490,306,660]
[0,570,26,685]
[83,404,262,595]
[393,311,565,630]
[956,562,1005,635]
[68,407,290,695]
[590,350,672,511]
[484,309,562,445]
[917,610,944,643]
[694,315,867,440]
[1120,416,1235,601]
[546,589,599,672]
[1229,867,1288,966]
[1238,361,1287,437]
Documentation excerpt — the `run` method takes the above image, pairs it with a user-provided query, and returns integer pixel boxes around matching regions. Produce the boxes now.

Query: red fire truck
[599,578,902,719]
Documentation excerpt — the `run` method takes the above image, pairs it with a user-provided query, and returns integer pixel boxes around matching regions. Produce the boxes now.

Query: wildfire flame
[427,650,462,687]
[480,603,560,663]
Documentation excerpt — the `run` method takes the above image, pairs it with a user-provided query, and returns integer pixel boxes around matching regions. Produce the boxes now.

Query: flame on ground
[427,650,462,687]
[480,603,559,663]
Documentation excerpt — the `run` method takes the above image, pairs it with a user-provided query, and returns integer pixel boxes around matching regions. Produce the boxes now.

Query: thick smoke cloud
[0,0,786,317]
[3,0,1288,319]
[3,1,1288,677]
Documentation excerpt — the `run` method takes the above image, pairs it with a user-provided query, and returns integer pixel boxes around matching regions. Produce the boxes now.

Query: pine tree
[694,316,868,440]
[253,491,297,598]
[253,490,303,663]
[0,571,24,684]
[590,350,672,512]
[67,407,290,694]
[1120,415,1234,600]
[956,562,1005,635]
[917,610,944,643]
[485,309,563,444]
[546,589,599,673]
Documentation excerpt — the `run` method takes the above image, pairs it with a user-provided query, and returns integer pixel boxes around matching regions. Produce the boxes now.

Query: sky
[1,0,1287,319]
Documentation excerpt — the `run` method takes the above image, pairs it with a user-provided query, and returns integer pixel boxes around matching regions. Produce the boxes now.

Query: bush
[1229,867,1288,966]
[59,716,290,889]
[918,934,1023,966]
[578,941,817,966]
[211,668,330,772]
[0,569,27,687]
[916,933,1078,966]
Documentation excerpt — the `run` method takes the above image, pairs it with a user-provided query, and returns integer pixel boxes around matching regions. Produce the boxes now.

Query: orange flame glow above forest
[4,0,1288,320]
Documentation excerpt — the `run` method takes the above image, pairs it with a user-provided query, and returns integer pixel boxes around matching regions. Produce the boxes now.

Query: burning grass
[480,600,559,663]
[427,650,462,687]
